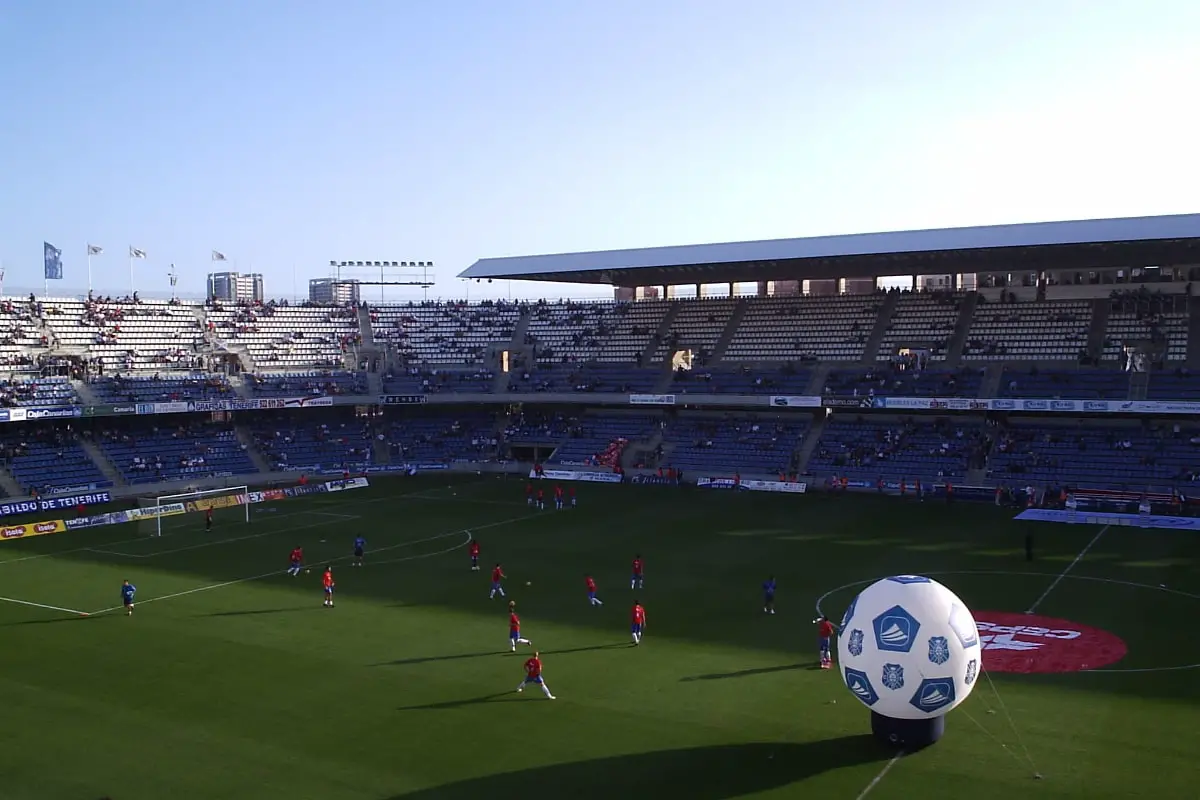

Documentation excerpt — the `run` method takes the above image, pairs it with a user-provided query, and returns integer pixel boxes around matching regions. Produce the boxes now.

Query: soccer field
[0,475,1197,799]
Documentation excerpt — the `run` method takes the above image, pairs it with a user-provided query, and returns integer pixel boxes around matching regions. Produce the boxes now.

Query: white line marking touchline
[856,751,903,800]
[0,595,90,616]
[0,482,482,568]
[84,514,365,559]
[1026,525,1110,615]
[86,512,539,616]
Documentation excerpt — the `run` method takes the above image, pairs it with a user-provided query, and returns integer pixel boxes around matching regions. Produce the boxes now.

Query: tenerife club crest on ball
[837,575,981,746]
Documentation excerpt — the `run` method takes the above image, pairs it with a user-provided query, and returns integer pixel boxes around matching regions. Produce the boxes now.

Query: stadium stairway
[0,466,22,497]
[792,412,827,474]
[365,370,383,397]
[860,291,899,363]
[710,299,747,363]
[78,437,126,487]
[944,292,980,367]
[72,379,100,406]
[1188,296,1200,370]
[1086,298,1110,361]
[650,303,682,364]
[357,305,375,347]
[1128,370,1149,400]
[623,426,664,469]
[233,425,274,474]
[979,364,1004,397]
[807,363,832,395]
[230,375,253,399]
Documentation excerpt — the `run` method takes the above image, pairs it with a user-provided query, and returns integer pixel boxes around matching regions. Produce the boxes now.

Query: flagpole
[129,251,134,296]
[87,253,93,293]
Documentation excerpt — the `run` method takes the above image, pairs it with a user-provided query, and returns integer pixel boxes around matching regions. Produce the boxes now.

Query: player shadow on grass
[387,737,894,799]
[200,607,311,618]
[396,691,519,711]
[372,642,626,667]
[680,662,808,681]
[1,614,97,626]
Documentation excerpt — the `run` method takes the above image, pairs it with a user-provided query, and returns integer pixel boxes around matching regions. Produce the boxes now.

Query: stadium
[3,213,1200,799]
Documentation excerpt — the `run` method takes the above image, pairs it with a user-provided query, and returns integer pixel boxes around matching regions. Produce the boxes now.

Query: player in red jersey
[322,566,335,608]
[287,546,304,577]
[630,554,644,590]
[630,601,646,645]
[509,601,532,651]
[525,483,534,507]
[815,615,837,668]
[535,488,545,510]
[554,485,564,510]
[489,563,506,599]
[569,486,576,508]
[205,507,214,532]
[469,540,481,571]
[516,651,555,699]
[585,575,603,606]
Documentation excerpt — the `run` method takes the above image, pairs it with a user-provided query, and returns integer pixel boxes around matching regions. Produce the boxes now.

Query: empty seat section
[725,295,880,361]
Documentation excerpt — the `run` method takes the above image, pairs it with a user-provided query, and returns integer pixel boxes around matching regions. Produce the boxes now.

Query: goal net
[136,485,251,537]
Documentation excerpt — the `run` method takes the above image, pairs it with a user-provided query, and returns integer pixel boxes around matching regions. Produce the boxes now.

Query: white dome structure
[837,575,982,746]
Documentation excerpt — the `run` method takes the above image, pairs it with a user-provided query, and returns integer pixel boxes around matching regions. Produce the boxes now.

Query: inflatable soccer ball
[838,575,981,720]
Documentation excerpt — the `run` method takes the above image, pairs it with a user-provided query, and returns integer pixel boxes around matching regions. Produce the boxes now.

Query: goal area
[137,485,251,537]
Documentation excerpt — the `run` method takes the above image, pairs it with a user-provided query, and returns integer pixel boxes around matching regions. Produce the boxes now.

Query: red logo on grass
[976,611,1127,673]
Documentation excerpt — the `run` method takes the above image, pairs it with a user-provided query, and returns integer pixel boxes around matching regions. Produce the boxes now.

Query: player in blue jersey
[353,535,366,567]
[121,580,136,616]
[763,575,777,615]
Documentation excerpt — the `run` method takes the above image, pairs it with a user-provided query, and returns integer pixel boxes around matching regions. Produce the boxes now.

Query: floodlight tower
[327,260,436,304]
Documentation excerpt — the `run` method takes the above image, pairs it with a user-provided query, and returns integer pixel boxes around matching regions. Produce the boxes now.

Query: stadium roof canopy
[459,213,1200,286]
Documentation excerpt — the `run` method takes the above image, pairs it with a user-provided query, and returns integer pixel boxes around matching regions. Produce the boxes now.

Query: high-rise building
[308,278,360,305]
[207,271,264,303]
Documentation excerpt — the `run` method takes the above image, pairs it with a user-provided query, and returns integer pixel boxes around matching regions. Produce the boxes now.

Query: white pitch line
[0,595,90,617]
[1026,525,1110,615]
[0,482,481,568]
[856,751,903,800]
[87,512,539,615]
[85,513,365,559]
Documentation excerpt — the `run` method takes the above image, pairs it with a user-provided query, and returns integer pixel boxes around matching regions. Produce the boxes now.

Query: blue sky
[1,1,1197,302]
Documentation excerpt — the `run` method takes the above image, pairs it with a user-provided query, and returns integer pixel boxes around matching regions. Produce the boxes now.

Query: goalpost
[136,485,251,537]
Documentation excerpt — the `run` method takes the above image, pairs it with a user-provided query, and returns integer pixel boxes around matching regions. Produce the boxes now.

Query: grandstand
[3,213,1200,498]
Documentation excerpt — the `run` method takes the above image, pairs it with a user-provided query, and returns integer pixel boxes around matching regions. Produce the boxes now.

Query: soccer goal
[137,485,251,537]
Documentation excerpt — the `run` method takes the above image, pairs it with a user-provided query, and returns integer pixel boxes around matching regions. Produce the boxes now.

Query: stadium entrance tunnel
[389,737,896,799]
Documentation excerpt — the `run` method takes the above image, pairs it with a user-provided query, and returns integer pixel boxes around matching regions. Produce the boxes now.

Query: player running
[287,546,304,576]
[121,580,136,616]
[469,540,480,571]
[489,563,507,599]
[630,554,644,590]
[585,575,603,606]
[631,601,646,645]
[516,651,555,699]
[322,566,335,607]
[763,575,777,614]
[509,601,532,651]
[815,615,836,669]
[353,535,366,567]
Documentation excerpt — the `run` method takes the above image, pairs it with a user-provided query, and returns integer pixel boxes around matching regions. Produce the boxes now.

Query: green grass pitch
[0,475,1197,799]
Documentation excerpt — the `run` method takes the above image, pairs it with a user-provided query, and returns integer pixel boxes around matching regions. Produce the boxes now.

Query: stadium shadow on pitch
[680,662,808,681]
[1,614,97,627]
[388,738,893,799]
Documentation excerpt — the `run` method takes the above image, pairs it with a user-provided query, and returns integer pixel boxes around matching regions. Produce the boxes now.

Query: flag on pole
[130,247,147,259]
[44,242,63,280]
[87,244,104,256]
[212,250,227,262]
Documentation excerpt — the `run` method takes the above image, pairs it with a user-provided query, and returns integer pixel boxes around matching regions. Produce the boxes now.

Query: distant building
[208,271,264,303]
[309,277,360,305]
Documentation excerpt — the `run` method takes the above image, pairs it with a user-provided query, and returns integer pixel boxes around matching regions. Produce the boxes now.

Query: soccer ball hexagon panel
[838,575,981,720]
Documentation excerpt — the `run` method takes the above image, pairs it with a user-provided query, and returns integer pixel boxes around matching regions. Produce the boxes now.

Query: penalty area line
[0,594,91,617]
[86,512,540,615]
[855,751,904,800]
